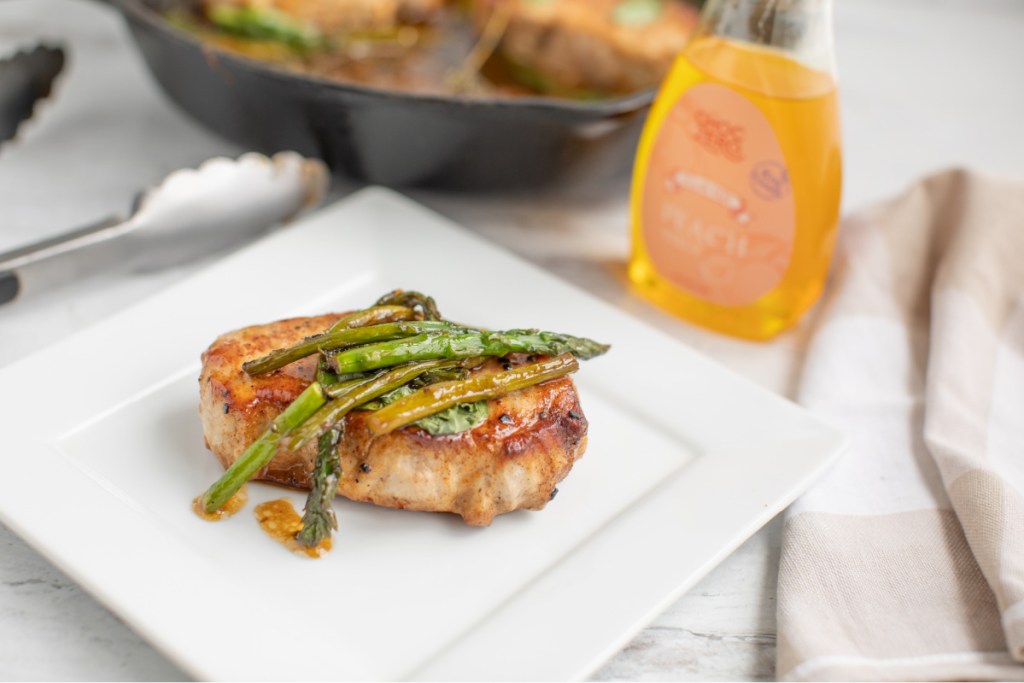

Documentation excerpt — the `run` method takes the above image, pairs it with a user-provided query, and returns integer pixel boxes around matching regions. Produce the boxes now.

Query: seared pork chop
[198,313,589,526]
[471,0,696,94]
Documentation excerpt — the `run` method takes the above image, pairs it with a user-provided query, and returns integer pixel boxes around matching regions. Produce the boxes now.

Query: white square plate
[0,188,846,681]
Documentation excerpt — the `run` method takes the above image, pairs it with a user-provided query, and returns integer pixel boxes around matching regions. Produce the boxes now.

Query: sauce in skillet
[167,2,699,99]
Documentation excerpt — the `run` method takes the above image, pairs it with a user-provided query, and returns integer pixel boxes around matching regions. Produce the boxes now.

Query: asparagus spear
[294,359,487,544]
[293,356,472,545]
[288,359,468,450]
[355,363,478,410]
[365,354,580,435]
[292,299,455,546]
[315,305,428,385]
[325,304,416,334]
[243,320,465,376]
[374,290,442,321]
[326,328,609,374]
[207,4,324,51]
[296,426,342,548]
[199,382,326,513]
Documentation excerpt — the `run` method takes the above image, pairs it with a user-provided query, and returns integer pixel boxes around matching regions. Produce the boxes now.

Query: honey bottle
[629,0,842,340]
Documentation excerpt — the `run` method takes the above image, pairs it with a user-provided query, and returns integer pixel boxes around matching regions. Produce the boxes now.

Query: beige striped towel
[777,169,1024,681]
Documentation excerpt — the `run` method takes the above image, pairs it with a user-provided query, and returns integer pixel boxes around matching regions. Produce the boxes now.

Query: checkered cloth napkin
[777,170,1024,681]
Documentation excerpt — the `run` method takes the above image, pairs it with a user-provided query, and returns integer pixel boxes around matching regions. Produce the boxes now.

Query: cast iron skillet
[109,0,659,190]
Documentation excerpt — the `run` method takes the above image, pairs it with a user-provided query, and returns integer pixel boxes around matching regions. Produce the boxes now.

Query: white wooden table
[1,0,1021,679]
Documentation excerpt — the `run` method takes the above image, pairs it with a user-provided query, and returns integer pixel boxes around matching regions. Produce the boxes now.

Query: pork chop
[471,0,697,94]
[198,313,589,526]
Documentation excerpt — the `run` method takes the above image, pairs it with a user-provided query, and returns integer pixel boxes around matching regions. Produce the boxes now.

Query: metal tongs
[0,41,330,306]
[0,152,330,305]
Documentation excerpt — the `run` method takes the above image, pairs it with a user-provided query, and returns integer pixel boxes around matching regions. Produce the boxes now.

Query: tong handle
[0,272,17,306]
[0,215,123,306]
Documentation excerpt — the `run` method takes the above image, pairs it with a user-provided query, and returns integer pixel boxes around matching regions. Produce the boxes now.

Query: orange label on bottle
[641,83,794,306]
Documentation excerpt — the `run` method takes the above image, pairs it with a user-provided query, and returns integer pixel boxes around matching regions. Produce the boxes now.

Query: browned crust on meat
[198,313,589,525]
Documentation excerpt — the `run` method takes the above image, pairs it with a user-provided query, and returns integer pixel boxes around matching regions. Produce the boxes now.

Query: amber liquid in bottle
[629,35,842,340]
